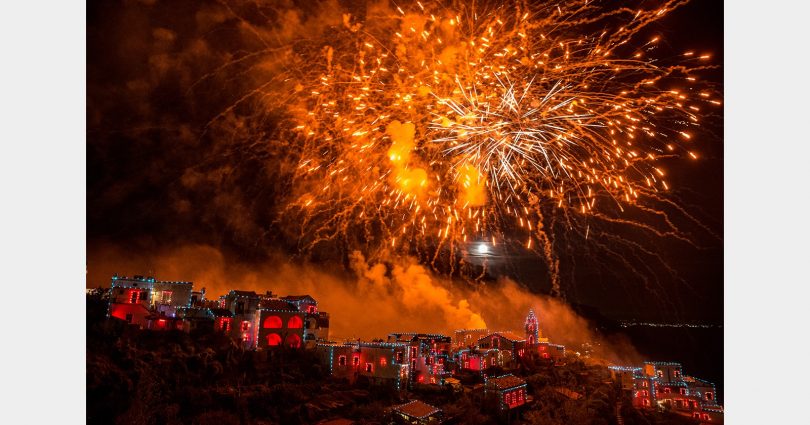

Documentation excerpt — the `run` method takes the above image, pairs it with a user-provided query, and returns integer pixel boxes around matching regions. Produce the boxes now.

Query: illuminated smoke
[87,242,642,363]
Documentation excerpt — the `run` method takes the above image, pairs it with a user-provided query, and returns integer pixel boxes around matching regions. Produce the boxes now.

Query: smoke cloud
[87,242,640,364]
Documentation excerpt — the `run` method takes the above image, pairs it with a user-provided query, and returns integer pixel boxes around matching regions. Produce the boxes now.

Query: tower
[525,309,539,345]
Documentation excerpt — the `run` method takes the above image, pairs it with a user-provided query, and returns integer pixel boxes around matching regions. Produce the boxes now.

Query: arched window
[263,315,282,328]
[266,333,282,346]
[285,333,301,348]
[287,315,303,328]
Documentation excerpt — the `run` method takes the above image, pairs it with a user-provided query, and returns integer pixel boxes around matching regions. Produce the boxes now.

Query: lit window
[702,414,710,420]
[365,363,373,373]
[680,388,687,395]
[241,321,250,331]
[706,392,713,401]
[338,355,346,366]
[287,315,303,328]
[284,333,301,348]
[642,380,648,387]
[380,357,387,366]
[263,316,282,328]
[266,333,282,346]
[664,387,671,394]
[353,356,360,366]
[396,352,403,363]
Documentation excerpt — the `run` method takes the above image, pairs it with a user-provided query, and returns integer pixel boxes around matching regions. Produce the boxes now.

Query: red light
[287,315,303,328]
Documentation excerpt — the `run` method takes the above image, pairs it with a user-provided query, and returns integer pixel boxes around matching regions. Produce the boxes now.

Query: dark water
[617,326,724,402]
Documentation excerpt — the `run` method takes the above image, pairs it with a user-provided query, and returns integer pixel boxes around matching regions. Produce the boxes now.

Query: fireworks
[258,0,720,290]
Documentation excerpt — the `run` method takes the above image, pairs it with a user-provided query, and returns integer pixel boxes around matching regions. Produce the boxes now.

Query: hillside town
[88,274,723,424]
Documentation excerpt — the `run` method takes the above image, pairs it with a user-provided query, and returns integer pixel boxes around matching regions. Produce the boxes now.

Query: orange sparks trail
[259,0,719,286]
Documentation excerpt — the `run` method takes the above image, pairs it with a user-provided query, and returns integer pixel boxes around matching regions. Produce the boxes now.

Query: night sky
[87,0,723,323]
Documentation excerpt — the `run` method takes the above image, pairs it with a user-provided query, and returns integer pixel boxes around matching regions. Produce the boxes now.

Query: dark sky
[87,0,723,322]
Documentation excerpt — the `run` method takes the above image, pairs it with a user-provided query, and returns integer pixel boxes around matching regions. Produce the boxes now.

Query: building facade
[318,341,411,390]
[610,362,723,424]
[484,374,529,413]
[108,275,192,327]
[387,333,453,386]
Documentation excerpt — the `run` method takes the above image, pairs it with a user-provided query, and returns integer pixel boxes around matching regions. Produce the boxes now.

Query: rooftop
[393,400,442,419]
[261,299,297,311]
[388,332,451,341]
[281,295,316,302]
[209,308,233,317]
[487,374,527,390]
[229,290,259,297]
[480,331,526,342]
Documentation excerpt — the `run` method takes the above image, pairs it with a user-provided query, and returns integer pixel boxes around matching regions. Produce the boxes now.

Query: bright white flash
[477,243,489,255]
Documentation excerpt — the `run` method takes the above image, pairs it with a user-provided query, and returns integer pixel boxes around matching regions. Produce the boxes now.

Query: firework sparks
[247,0,720,292]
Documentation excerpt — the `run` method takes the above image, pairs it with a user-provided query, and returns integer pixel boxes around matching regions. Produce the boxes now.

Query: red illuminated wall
[503,388,527,409]
[257,310,305,349]
[109,303,150,327]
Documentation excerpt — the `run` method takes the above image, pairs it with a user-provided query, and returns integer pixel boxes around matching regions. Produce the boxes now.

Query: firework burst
[239,0,721,293]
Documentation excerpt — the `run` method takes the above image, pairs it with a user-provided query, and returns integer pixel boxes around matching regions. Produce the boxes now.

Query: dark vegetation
[87,293,701,425]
